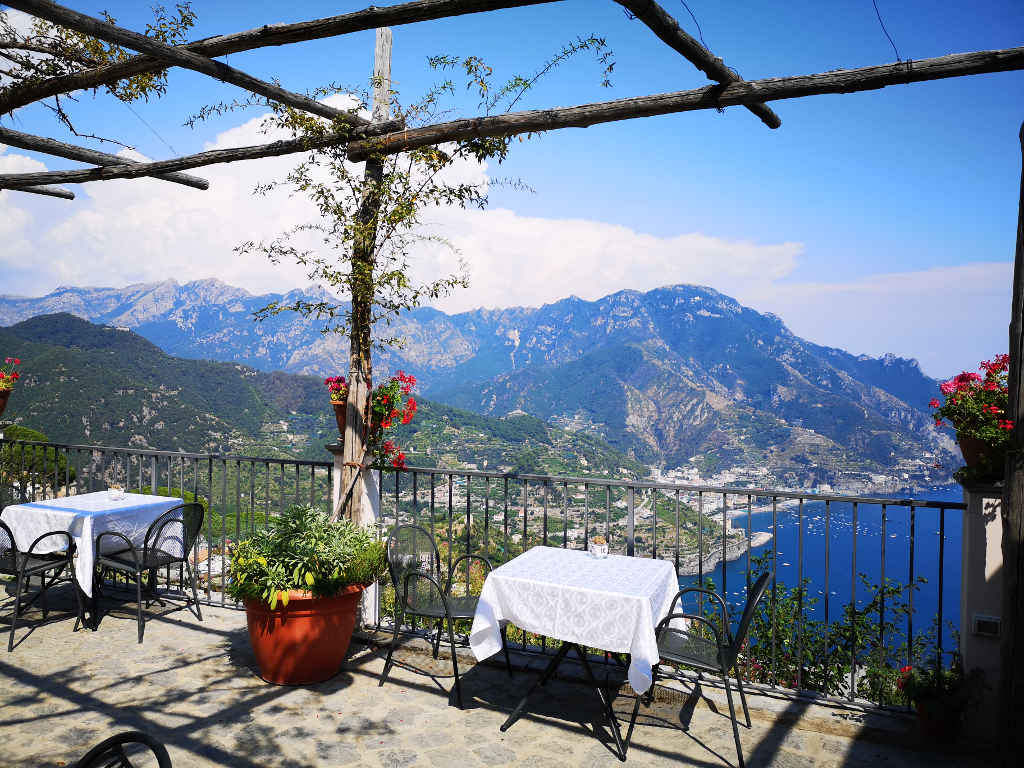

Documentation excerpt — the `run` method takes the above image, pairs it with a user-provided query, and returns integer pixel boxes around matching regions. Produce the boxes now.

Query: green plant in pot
[897,659,981,743]
[227,504,387,685]
[929,354,1012,484]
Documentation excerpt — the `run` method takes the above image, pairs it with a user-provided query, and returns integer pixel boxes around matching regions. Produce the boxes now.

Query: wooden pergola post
[337,27,393,521]
[1001,121,1024,765]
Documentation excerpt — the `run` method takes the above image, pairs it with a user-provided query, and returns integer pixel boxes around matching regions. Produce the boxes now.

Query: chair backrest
[385,524,442,607]
[731,571,771,652]
[145,502,205,560]
[0,519,18,574]
[75,729,171,768]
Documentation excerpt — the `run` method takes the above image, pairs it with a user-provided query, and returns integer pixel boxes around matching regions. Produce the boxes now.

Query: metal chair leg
[8,569,25,652]
[734,665,751,727]
[135,570,144,644]
[446,614,463,709]
[40,574,48,620]
[431,619,444,659]
[722,672,745,768]
[379,608,403,687]
[185,562,203,621]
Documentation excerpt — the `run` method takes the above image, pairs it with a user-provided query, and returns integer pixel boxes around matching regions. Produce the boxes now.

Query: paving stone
[471,743,517,765]
[377,748,419,768]
[0,597,985,768]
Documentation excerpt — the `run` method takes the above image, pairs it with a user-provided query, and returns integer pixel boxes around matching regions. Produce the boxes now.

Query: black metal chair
[628,571,771,768]
[94,502,204,643]
[76,730,172,768]
[379,524,511,708]
[0,520,82,651]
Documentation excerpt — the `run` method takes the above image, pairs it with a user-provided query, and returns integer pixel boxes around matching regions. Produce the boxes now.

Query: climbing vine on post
[229,33,613,518]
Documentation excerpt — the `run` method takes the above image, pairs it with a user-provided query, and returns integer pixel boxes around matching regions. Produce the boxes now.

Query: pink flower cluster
[0,357,21,389]
[324,375,348,403]
[930,354,1013,434]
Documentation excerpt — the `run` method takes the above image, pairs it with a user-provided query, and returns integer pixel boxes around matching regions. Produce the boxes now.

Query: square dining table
[0,492,185,601]
[469,546,681,761]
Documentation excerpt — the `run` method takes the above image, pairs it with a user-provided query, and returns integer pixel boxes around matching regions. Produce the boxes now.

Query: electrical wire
[871,0,901,62]
[121,100,178,155]
[679,1,707,49]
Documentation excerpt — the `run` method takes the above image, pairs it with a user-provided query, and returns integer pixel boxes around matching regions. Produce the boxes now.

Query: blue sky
[1,0,1022,378]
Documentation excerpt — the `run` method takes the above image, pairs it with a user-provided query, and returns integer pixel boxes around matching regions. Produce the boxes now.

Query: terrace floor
[0,585,983,768]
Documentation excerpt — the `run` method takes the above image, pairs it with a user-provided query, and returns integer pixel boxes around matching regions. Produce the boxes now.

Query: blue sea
[677,484,964,658]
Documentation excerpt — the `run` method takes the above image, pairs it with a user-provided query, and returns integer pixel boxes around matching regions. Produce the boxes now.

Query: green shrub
[226,504,386,609]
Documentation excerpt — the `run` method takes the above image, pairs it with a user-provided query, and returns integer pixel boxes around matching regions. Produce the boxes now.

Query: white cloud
[0,105,1008,379]
[738,262,1012,379]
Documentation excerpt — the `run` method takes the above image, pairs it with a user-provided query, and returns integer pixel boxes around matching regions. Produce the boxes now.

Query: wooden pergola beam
[0,0,561,116]
[0,126,209,190]
[0,118,403,188]
[1,46,1021,190]
[614,0,781,129]
[346,46,1024,160]
[3,0,369,125]
[9,183,74,199]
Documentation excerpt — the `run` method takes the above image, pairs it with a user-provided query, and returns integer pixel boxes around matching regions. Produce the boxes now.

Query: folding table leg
[500,641,570,732]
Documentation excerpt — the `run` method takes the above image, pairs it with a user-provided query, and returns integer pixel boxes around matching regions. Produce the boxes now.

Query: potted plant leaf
[929,354,1012,484]
[227,504,387,684]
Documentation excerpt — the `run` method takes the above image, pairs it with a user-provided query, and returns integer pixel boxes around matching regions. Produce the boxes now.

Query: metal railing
[373,464,966,707]
[0,438,332,603]
[0,438,965,707]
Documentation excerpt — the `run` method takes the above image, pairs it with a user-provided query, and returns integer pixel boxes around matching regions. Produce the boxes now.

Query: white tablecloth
[469,546,681,693]
[1,492,184,596]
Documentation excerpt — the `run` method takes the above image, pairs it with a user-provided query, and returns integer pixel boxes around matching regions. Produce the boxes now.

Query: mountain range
[0,280,955,487]
[0,313,644,477]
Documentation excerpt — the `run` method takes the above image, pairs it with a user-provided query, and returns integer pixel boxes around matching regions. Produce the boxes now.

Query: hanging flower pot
[325,376,348,439]
[0,357,21,418]
[956,434,990,468]
[333,401,347,437]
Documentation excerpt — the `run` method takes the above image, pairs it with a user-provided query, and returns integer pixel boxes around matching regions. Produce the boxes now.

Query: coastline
[676,530,772,577]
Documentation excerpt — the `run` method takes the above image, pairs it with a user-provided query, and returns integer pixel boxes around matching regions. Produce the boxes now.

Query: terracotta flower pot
[915,699,962,743]
[956,434,989,467]
[0,388,9,419]
[956,433,1005,482]
[243,585,363,685]
[332,401,347,438]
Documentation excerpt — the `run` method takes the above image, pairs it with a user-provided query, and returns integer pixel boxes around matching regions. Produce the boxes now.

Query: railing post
[626,485,635,557]
[960,484,1004,748]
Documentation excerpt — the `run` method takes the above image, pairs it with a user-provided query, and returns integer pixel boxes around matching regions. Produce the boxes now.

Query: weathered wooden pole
[1001,121,1024,765]
[336,27,393,521]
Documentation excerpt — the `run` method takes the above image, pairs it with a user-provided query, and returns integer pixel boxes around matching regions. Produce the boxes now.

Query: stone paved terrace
[0,585,985,768]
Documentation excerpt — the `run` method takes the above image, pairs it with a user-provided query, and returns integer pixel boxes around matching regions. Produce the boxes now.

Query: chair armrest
[25,530,73,559]
[446,554,492,594]
[95,531,140,568]
[656,611,724,649]
[669,587,733,644]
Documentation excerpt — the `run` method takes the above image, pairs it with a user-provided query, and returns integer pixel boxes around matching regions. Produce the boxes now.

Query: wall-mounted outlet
[973,614,1001,638]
